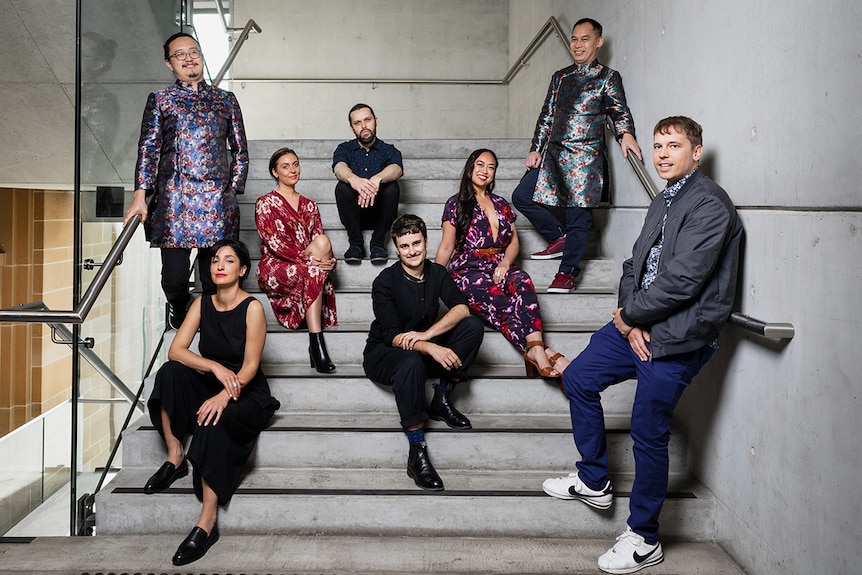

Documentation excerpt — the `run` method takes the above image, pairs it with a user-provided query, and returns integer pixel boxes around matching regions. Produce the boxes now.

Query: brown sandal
[523,341,560,378]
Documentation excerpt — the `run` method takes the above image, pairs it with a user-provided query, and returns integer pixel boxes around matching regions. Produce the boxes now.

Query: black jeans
[160,246,215,313]
[334,180,400,249]
[362,315,484,429]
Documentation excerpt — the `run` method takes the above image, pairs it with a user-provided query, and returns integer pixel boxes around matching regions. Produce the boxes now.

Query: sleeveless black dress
[148,295,280,505]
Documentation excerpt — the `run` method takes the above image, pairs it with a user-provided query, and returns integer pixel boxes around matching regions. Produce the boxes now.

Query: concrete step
[0,533,745,574]
[97,468,715,542]
[247,155,529,182]
[248,138,531,160]
[239,226,605,263]
[254,290,618,327]
[243,256,617,292]
[242,175,526,204]
[163,327,601,367]
[257,328,598,366]
[263,374,632,418]
[121,411,686,473]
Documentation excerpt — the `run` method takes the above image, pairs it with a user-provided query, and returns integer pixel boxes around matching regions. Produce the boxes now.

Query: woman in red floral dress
[256,148,338,372]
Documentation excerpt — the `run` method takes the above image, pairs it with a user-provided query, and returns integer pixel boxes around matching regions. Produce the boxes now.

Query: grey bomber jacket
[618,169,743,359]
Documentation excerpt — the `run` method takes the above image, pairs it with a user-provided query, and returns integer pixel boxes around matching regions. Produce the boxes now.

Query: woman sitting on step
[435,149,560,379]
[256,147,338,373]
[144,238,280,566]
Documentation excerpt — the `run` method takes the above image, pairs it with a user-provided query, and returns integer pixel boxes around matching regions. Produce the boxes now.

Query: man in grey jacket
[541,116,742,574]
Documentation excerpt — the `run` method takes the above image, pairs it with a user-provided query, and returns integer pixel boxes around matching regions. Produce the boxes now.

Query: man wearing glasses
[125,32,249,329]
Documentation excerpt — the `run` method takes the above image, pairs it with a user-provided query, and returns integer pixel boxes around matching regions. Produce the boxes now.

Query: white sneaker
[542,472,613,509]
[598,527,663,574]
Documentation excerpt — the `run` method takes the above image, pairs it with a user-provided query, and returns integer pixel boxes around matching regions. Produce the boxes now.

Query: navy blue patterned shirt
[332,138,403,176]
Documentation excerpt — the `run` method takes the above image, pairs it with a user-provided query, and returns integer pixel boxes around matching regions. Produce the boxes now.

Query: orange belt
[473,247,504,255]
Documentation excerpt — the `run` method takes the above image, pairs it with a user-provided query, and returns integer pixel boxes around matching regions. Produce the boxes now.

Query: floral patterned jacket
[134,80,248,248]
[531,60,635,208]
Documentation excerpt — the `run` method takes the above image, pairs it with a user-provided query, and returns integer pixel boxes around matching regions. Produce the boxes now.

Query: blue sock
[405,428,425,445]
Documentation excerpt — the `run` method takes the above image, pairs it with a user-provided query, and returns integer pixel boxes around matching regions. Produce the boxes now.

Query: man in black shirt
[364,214,484,490]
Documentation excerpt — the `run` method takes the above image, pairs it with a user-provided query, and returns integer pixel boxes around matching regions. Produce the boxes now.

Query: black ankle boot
[308,332,336,373]
[407,442,444,491]
[428,381,472,429]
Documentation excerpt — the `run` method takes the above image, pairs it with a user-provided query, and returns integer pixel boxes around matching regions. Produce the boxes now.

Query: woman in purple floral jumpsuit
[435,149,559,378]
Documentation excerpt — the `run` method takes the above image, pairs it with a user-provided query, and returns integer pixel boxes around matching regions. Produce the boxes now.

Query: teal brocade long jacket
[531,59,636,209]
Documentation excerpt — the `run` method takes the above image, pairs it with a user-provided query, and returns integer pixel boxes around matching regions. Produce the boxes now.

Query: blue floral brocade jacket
[135,80,249,248]
[531,60,635,208]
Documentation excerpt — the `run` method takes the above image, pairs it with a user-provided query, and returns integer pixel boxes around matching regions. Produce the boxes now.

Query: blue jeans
[511,169,592,277]
[561,321,715,543]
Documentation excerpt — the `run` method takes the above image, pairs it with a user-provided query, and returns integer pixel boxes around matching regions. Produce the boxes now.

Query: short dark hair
[268,147,298,180]
[573,18,603,37]
[654,116,703,148]
[348,103,376,123]
[163,32,199,60]
[210,238,251,283]
[390,214,427,244]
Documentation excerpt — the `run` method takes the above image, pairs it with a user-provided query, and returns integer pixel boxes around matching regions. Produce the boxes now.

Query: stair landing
[0,533,745,574]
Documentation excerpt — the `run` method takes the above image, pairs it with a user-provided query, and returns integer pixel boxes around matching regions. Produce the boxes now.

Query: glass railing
[0,403,70,536]
[2,0,259,536]
[0,0,194,536]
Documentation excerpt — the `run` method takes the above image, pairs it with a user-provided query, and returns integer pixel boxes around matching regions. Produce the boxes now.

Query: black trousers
[363,315,484,429]
[148,360,277,505]
[160,246,215,313]
[334,180,401,249]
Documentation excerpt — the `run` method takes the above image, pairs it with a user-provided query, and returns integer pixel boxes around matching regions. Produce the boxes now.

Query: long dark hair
[454,149,498,251]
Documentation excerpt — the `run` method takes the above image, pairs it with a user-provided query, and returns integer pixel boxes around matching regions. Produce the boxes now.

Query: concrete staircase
[94,139,743,573]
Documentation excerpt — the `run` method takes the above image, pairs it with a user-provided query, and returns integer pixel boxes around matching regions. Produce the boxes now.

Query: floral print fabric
[135,80,248,248]
[255,191,337,330]
[442,194,542,352]
[531,60,635,208]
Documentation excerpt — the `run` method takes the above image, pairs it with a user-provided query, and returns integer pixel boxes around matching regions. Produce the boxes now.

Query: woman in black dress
[144,238,279,565]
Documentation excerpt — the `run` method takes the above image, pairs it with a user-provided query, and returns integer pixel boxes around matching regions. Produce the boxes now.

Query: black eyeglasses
[169,48,202,61]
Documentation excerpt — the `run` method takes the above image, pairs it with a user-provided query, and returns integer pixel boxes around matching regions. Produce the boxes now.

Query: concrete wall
[508,2,861,574]
[231,0,509,140]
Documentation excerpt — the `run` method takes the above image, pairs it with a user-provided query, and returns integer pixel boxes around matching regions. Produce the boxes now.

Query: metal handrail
[4,302,144,411]
[0,216,140,324]
[213,19,261,86]
[502,16,570,84]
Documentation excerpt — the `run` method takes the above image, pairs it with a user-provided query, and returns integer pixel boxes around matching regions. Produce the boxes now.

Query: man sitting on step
[541,116,742,574]
[363,214,484,491]
[333,103,404,265]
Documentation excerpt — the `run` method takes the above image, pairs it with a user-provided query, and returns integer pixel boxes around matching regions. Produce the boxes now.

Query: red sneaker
[547,272,575,293]
[531,236,566,259]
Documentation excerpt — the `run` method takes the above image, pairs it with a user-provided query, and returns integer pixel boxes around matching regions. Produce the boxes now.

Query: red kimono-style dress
[255,191,337,329]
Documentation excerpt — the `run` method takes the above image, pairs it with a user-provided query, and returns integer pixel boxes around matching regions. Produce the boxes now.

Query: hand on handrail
[124,189,149,226]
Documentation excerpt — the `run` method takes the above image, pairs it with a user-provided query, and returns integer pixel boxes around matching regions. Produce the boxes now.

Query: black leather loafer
[143,459,188,494]
[172,523,219,566]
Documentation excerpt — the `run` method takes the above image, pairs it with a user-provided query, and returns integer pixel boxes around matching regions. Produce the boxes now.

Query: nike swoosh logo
[569,488,604,497]
[633,547,659,564]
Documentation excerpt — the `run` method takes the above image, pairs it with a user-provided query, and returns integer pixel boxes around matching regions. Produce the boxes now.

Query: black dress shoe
[407,443,444,491]
[144,459,188,494]
[172,523,219,566]
[428,382,472,429]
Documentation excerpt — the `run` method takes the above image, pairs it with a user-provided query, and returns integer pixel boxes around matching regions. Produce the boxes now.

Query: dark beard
[358,131,376,146]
